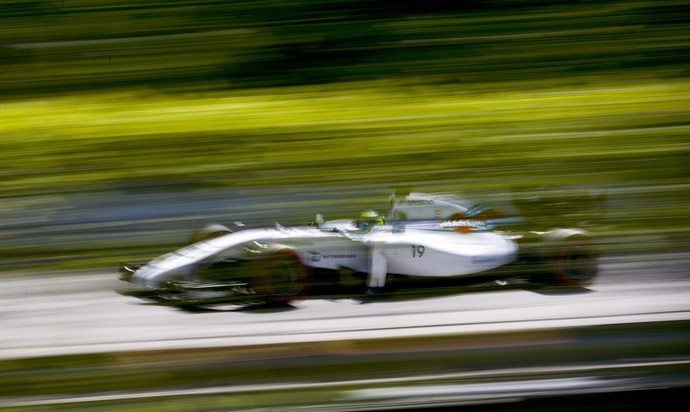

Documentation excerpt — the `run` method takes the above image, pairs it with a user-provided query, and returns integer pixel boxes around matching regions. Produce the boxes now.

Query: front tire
[254,251,310,305]
[188,223,232,244]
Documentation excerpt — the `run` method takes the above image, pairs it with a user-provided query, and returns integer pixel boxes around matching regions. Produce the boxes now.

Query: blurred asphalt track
[1,252,689,410]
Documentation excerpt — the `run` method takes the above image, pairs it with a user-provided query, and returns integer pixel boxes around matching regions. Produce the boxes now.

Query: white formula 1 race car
[119,190,598,306]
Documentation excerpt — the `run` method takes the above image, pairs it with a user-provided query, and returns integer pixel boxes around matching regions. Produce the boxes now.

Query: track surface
[2,253,688,361]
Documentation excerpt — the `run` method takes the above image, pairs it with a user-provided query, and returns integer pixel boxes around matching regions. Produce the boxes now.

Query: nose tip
[131,267,159,289]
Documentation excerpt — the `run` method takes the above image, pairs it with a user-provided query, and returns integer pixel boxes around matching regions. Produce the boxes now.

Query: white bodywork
[367,228,517,277]
[132,220,518,289]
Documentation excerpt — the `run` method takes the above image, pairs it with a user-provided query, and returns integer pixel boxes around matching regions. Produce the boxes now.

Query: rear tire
[546,235,598,286]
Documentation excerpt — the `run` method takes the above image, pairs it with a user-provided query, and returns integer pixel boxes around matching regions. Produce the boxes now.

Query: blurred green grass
[1,0,688,270]
[1,77,688,192]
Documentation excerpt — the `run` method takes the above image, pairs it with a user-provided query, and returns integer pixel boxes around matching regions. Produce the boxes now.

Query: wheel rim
[558,244,598,282]
[266,258,306,297]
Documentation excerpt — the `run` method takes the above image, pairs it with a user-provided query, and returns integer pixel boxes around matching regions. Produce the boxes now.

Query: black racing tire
[188,223,232,244]
[254,250,311,305]
[546,234,599,286]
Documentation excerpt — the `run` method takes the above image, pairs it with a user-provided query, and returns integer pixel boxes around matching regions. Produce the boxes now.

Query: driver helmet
[356,210,384,233]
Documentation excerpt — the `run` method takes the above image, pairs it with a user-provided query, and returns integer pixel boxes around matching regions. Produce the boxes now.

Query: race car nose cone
[131,264,182,289]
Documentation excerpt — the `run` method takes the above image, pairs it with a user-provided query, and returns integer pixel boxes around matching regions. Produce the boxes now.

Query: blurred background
[1,0,688,269]
[1,2,690,411]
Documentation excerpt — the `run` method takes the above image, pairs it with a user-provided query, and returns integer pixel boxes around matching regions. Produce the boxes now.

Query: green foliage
[0,0,688,268]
